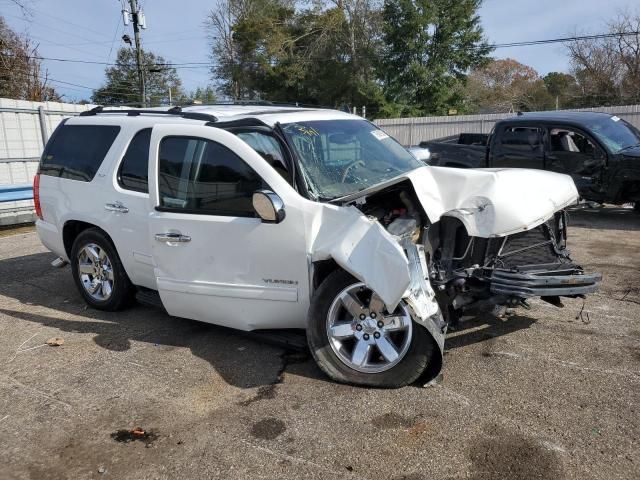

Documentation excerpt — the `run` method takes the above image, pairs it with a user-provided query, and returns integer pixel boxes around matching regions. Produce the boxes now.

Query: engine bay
[342,180,600,323]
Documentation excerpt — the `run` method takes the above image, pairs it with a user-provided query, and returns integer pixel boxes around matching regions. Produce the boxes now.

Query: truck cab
[425,111,640,207]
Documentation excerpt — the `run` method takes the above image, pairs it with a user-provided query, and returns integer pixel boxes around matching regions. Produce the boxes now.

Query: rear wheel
[307,270,434,388]
[70,228,135,311]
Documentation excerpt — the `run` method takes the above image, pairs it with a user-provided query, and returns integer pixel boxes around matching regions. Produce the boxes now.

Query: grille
[497,223,560,268]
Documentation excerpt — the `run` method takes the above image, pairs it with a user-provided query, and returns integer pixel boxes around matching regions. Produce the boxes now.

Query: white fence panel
[374,104,640,146]
[0,98,95,225]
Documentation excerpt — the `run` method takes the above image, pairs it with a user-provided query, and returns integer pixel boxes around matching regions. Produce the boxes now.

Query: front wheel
[307,270,434,388]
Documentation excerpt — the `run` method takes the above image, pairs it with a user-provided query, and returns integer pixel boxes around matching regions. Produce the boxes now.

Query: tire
[634,202,640,213]
[70,228,135,311]
[307,269,434,388]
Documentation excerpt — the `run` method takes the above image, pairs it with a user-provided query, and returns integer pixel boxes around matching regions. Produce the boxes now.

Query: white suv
[35,104,600,387]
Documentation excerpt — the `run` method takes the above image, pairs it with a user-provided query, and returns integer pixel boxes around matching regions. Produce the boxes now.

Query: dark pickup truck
[422,112,640,208]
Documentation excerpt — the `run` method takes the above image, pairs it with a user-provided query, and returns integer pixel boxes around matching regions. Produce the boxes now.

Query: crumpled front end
[308,198,448,381]
[306,165,600,383]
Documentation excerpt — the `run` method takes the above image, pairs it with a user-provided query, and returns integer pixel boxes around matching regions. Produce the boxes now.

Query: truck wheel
[307,269,433,388]
[70,228,135,311]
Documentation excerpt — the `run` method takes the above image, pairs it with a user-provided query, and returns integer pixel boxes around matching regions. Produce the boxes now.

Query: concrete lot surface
[0,207,638,480]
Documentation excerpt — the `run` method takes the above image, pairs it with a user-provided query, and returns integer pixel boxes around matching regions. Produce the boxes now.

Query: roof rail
[188,100,331,109]
[79,105,218,122]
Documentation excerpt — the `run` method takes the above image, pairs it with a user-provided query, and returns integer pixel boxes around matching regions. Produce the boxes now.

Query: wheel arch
[63,220,118,261]
[311,258,341,294]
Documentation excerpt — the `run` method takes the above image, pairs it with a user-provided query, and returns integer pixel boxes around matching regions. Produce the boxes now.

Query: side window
[500,127,542,153]
[118,128,151,193]
[549,128,598,155]
[158,136,269,217]
[235,131,292,184]
[40,125,120,181]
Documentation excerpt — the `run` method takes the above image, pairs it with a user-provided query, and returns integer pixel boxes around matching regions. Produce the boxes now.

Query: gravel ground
[0,207,638,480]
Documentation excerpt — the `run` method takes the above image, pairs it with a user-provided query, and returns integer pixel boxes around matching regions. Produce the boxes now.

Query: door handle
[155,232,191,243]
[105,202,129,213]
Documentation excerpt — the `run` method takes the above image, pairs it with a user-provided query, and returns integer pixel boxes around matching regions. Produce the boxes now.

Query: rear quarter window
[40,124,120,181]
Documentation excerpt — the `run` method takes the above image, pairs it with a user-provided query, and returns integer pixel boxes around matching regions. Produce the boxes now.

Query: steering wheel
[341,160,366,183]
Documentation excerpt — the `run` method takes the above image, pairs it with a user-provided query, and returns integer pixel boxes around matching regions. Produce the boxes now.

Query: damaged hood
[339,166,579,238]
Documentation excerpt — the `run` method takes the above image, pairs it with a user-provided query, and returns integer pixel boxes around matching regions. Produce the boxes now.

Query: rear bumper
[35,219,67,260]
[489,267,602,298]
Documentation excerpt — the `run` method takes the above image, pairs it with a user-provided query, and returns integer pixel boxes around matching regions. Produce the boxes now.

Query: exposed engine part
[348,181,599,326]
[387,216,419,242]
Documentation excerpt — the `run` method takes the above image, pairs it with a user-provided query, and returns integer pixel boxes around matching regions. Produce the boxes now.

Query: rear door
[107,127,156,289]
[147,124,309,331]
[491,125,544,169]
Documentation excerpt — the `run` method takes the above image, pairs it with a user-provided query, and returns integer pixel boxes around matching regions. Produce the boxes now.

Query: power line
[4,29,638,69]
[485,31,640,49]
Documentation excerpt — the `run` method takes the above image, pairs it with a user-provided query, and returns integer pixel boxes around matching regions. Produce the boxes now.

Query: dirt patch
[627,346,640,362]
[238,384,278,406]
[392,474,425,480]
[250,418,286,440]
[371,412,414,430]
[469,426,564,480]
[0,224,35,238]
[238,351,309,406]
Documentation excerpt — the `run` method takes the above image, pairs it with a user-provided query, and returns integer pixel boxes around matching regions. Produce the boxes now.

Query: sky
[1,0,637,102]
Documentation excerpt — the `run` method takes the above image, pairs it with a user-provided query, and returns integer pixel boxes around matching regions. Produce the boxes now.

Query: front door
[147,124,309,331]
[544,127,606,195]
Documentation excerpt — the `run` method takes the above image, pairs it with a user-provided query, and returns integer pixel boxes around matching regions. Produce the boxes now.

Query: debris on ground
[45,337,64,347]
[111,427,158,444]
[423,373,444,388]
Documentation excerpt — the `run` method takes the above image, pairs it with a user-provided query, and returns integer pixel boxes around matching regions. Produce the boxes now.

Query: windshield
[583,116,640,153]
[281,120,422,199]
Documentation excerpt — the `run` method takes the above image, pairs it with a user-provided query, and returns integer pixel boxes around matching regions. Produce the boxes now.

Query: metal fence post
[408,119,414,146]
[37,106,48,147]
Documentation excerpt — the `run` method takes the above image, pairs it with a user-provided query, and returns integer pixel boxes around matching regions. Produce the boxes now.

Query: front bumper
[489,266,602,298]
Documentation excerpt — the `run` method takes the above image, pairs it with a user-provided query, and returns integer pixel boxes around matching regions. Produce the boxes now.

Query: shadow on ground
[567,205,640,231]
[445,314,537,351]
[0,251,538,389]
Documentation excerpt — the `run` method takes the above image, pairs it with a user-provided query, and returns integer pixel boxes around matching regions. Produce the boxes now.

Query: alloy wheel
[77,243,115,301]
[326,283,413,373]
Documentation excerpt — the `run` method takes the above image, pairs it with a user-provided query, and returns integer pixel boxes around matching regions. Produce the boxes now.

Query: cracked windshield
[282,120,422,200]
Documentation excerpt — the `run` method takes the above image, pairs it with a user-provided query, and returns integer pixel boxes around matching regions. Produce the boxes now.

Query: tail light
[33,173,43,220]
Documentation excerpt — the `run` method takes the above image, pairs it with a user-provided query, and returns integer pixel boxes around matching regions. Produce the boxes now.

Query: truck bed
[420,133,488,167]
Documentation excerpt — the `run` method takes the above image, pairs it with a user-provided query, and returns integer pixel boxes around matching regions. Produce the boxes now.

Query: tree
[186,86,218,104]
[206,0,392,117]
[466,58,552,113]
[543,72,580,109]
[379,0,492,116]
[611,13,640,103]
[206,0,271,100]
[566,10,640,106]
[0,16,60,101]
[92,47,184,106]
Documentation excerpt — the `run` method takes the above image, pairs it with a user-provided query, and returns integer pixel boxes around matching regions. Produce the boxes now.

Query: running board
[135,288,166,310]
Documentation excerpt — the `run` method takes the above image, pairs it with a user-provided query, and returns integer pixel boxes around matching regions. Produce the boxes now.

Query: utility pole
[127,0,146,107]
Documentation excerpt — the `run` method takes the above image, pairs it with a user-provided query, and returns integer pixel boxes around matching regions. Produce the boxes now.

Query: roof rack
[188,100,331,109]
[79,105,218,122]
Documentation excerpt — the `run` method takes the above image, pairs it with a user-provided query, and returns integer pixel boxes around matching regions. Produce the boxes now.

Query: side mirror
[252,190,286,224]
